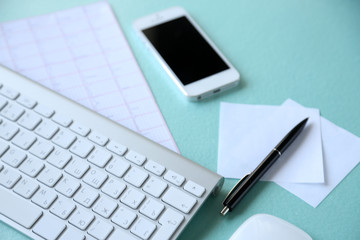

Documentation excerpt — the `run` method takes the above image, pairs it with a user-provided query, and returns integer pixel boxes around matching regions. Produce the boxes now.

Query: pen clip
[223,173,250,204]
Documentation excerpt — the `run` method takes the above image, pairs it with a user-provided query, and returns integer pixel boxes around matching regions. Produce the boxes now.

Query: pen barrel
[225,150,280,209]
[249,150,281,185]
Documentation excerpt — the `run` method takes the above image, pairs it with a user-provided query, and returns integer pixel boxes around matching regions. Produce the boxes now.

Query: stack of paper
[217,99,360,207]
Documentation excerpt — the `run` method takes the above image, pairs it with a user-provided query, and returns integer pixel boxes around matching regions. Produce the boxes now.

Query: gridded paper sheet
[0,2,178,152]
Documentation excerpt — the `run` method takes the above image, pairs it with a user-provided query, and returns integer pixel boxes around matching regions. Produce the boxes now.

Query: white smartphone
[133,7,240,101]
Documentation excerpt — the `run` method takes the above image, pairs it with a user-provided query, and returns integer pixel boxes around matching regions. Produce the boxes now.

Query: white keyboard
[0,65,223,240]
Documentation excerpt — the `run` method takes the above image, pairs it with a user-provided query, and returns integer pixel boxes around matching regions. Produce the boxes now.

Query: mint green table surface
[1,0,359,239]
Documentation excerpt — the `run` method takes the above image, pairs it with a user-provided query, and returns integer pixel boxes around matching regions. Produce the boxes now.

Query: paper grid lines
[0,2,179,152]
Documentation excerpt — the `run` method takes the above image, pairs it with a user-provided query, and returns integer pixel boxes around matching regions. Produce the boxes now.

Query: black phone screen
[142,16,229,85]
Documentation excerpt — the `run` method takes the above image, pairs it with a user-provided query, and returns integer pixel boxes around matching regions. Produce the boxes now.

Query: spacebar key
[0,188,43,228]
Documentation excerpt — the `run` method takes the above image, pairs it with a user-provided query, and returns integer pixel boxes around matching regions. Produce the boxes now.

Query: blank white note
[0,2,178,152]
[217,99,324,183]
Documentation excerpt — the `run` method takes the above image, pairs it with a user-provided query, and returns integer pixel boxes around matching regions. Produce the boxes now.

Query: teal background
[1,0,360,239]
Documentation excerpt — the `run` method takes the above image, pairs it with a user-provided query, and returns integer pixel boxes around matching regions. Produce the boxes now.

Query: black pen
[220,118,309,215]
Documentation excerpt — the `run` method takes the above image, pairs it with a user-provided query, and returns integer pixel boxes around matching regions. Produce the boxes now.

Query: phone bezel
[133,6,240,100]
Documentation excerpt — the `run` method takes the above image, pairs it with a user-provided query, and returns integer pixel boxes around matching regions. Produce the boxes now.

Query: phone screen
[142,16,229,85]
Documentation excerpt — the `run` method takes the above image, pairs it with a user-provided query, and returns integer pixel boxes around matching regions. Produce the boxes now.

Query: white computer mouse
[229,214,312,240]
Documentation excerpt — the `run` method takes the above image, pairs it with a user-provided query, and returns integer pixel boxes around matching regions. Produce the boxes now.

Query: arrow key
[184,180,205,197]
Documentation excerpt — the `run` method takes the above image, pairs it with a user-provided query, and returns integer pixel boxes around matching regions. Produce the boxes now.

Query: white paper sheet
[276,110,360,207]
[0,2,179,152]
[217,99,324,183]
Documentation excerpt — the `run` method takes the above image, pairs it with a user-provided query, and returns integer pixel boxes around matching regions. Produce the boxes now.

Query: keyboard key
[143,177,167,198]
[70,122,90,137]
[19,156,44,177]
[52,112,73,127]
[0,96,7,110]
[108,229,137,240]
[111,206,137,229]
[83,168,108,189]
[144,160,165,176]
[184,180,206,197]
[125,150,146,166]
[32,188,58,209]
[0,86,19,100]
[106,140,127,156]
[56,175,81,198]
[88,148,112,168]
[130,217,156,240]
[0,187,42,229]
[74,186,99,208]
[47,148,72,169]
[69,207,95,230]
[18,112,42,130]
[0,167,21,188]
[65,157,90,179]
[52,129,77,149]
[11,130,37,150]
[1,147,27,167]
[37,166,62,187]
[35,120,59,139]
[120,188,145,209]
[0,140,9,156]
[162,187,197,214]
[1,103,24,121]
[50,196,76,219]
[164,170,185,186]
[70,139,94,158]
[93,196,118,218]
[0,121,19,140]
[13,177,39,199]
[105,157,130,178]
[140,198,164,220]
[29,139,54,159]
[88,218,114,240]
[88,131,108,146]
[152,208,184,240]
[33,214,66,240]
[34,104,54,118]
[124,167,148,187]
[101,177,126,199]
[16,95,37,109]
[58,226,85,240]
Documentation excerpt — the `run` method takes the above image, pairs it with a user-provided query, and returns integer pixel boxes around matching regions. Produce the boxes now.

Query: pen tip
[302,117,309,125]
[220,206,229,216]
